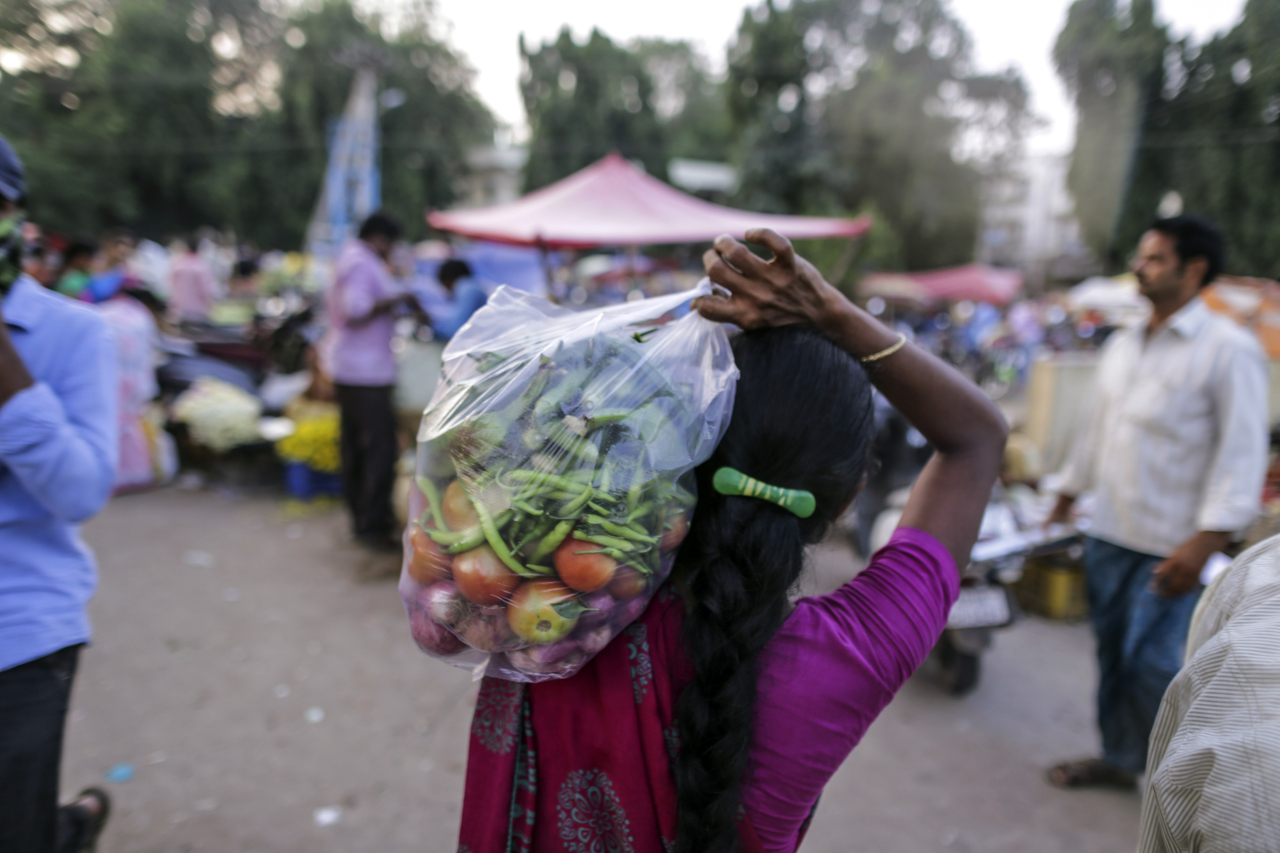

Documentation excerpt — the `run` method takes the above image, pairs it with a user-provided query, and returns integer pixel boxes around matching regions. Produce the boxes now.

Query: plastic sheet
[400,282,737,681]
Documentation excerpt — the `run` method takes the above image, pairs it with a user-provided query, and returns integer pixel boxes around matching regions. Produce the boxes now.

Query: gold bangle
[860,333,908,363]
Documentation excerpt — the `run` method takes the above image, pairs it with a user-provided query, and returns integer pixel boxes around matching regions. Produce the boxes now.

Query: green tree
[227,0,492,247]
[0,0,490,247]
[1133,0,1280,276]
[520,28,668,190]
[726,0,1031,271]
[1054,0,1167,269]
[632,38,734,162]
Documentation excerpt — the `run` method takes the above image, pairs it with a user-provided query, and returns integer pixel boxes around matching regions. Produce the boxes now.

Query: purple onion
[415,581,469,629]
[507,644,586,676]
[458,606,523,651]
[611,595,649,630]
[409,607,465,656]
[576,624,614,656]
[577,590,617,629]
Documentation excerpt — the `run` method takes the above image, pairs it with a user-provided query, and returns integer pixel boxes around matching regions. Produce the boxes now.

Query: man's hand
[694,229,840,331]
[0,297,36,408]
[1151,531,1231,598]
[1045,493,1076,528]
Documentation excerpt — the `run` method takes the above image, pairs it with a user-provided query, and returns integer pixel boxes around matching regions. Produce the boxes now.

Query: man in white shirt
[1045,215,1269,789]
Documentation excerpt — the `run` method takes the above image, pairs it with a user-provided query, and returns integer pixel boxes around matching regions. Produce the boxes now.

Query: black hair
[100,226,134,245]
[233,258,258,278]
[64,239,98,264]
[1149,215,1225,287]
[438,258,473,285]
[673,325,876,853]
[358,210,402,242]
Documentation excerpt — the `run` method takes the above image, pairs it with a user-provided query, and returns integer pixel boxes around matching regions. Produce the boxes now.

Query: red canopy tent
[860,263,1023,306]
[427,153,871,248]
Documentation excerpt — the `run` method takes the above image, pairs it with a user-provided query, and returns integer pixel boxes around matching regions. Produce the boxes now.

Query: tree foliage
[721,0,1031,271]
[0,0,492,247]
[1056,0,1280,276]
[1053,0,1166,268]
[520,28,668,191]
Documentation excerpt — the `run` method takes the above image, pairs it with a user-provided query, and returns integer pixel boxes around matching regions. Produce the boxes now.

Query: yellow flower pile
[276,413,341,473]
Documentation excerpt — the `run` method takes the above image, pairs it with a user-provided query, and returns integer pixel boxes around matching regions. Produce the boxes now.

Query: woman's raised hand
[694,229,841,330]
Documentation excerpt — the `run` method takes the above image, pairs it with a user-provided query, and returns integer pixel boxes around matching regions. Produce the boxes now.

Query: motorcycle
[863,479,1081,696]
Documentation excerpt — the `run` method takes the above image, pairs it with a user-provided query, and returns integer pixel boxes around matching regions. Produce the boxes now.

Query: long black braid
[673,325,876,853]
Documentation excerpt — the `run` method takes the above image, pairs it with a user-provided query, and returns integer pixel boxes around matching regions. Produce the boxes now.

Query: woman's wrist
[812,288,901,360]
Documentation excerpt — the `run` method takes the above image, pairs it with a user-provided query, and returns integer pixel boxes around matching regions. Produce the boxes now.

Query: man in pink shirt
[327,212,420,551]
[168,236,220,323]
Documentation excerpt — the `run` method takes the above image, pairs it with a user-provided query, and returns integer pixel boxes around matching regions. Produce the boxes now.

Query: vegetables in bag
[400,282,737,681]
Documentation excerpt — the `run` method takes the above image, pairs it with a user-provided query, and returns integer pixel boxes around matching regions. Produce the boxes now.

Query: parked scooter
[862,467,1081,695]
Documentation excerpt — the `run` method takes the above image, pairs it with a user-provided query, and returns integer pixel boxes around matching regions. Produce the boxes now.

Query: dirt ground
[64,486,1141,853]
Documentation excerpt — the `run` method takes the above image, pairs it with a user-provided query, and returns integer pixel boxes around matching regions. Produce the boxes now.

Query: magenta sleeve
[742,527,959,852]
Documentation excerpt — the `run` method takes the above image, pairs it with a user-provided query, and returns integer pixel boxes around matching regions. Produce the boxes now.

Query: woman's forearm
[813,292,1007,458]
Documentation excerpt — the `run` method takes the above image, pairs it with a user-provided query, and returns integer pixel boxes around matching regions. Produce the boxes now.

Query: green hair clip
[712,467,816,519]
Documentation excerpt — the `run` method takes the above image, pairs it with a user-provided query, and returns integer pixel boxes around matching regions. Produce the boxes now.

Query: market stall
[859,263,1024,306]
[426,152,871,248]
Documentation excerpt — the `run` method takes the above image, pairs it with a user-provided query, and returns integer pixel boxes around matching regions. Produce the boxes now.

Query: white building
[978,154,1097,289]
[456,144,530,209]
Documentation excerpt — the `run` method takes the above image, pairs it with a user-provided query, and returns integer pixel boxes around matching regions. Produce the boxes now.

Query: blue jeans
[1083,537,1200,775]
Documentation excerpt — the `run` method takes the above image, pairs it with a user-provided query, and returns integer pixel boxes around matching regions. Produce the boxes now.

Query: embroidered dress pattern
[662,723,681,760]
[556,769,635,853]
[472,677,524,754]
[625,624,653,704]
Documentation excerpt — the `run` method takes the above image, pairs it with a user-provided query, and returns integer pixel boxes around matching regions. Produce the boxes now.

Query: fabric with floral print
[472,677,524,754]
[557,769,634,853]
[625,624,653,704]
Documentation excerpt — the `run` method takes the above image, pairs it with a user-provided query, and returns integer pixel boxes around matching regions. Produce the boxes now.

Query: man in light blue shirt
[0,135,118,852]
[433,259,488,340]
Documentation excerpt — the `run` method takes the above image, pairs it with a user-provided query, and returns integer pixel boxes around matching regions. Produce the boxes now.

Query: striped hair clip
[712,467,816,519]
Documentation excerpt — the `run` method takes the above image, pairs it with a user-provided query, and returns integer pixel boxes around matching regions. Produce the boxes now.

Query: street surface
[66,487,1140,852]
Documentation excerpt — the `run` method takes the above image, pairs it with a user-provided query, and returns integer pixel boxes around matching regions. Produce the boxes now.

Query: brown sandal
[1046,758,1136,790]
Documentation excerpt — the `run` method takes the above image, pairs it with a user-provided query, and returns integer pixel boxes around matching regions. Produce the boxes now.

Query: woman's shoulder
[764,527,959,690]
[796,528,957,628]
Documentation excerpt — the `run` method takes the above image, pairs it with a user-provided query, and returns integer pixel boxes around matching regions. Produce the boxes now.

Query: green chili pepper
[585,515,658,544]
[471,499,537,577]
[578,532,638,552]
[434,526,486,554]
[415,476,449,532]
[561,484,595,517]
[529,519,574,563]
[512,499,542,516]
[626,502,652,524]
[506,470,582,493]
[573,547,630,561]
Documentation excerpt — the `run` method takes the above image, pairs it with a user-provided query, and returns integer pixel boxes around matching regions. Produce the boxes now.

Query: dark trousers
[335,383,399,541]
[1083,537,1201,775]
[0,645,93,853]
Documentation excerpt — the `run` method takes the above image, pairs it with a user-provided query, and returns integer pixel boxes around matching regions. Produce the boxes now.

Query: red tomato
[442,479,480,530]
[661,511,689,553]
[553,536,618,593]
[606,565,647,600]
[452,545,519,605]
[407,524,452,585]
[506,579,579,643]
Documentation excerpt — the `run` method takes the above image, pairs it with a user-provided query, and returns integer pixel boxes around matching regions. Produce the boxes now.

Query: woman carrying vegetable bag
[456,229,1008,853]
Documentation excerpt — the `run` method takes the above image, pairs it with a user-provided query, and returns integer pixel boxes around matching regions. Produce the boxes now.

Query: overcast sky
[429,0,1247,156]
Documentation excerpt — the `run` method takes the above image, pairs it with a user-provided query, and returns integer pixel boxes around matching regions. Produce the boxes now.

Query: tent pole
[538,240,557,304]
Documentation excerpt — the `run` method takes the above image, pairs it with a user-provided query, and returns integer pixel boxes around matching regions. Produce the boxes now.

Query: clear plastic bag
[400,282,737,682]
